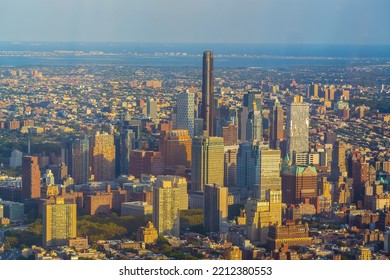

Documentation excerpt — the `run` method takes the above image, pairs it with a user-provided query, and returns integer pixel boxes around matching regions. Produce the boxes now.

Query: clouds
[0,0,389,44]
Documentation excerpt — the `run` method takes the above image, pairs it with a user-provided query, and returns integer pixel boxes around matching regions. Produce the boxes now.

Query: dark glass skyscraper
[201,51,214,136]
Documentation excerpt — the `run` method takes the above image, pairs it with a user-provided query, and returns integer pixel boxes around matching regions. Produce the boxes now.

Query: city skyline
[0,0,389,45]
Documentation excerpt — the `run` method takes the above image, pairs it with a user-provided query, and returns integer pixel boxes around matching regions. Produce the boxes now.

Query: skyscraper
[286,95,309,164]
[159,130,192,168]
[331,140,347,181]
[72,136,90,185]
[236,142,260,191]
[270,98,284,149]
[258,148,282,200]
[43,197,77,248]
[119,129,136,175]
[92,132,115,181]
[152,176,182,236]
[203,184,228,233]
[191,136,224,192]
[247,108,263,142]
[147,98,157,119]
[22,155,41,200]
[201,51,214,136]
[176,91,195,137]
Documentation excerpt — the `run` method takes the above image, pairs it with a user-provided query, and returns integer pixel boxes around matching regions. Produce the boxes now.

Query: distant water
[0,42,389,68]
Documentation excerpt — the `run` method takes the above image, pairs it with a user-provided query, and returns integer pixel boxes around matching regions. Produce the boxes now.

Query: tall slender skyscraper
[72,136,90,185]
[201,51,214,136]
[270,98,284,149]
[236,142,260,190]
[191,136,224,192]
[22,155,41,200]
[286,95,309,164]
[152,176,182,236]
[176,91,195,137]
[119,129,136,175]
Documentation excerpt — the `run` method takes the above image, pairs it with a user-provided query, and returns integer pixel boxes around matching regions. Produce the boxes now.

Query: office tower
[147,98,157,119]
[129,150,163,178]
[330,140,347,181]
[191,136,224,192]
[236,142,260,190]
[245,189,282,244]
[222,123,238,146]
[193,118,204,137]
[10,149,23,168]
[201,51,214,136]
[159,130,192,168]
[119,129,136,175]
[258,148,281,200]
[270,98,284,149]
[203,184,228,233]
[156,175,188,211]
[352,158,369,204]
[281,165,318,204]
[286,95,309,164]
[42,197,77,248]
[247,106,263,143]
[22,155,41,200]
[238,107,249,142]
[92,132,116,181]
[72,137,90,185]
[243,91,262,112]
[152,176,182,236]
[176,91,195,137]
[224,146,239,188]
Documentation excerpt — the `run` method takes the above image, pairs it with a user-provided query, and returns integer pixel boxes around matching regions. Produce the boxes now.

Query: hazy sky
[1,0,389,44]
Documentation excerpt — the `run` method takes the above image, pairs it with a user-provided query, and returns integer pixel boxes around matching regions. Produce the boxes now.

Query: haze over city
[1,0,390,45]
[0,0,389,263]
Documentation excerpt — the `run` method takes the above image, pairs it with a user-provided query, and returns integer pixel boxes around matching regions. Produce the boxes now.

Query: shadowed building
[201,51,214,136]
[22,155,41,200]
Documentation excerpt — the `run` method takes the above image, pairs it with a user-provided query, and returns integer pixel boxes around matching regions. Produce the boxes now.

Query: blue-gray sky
[1,0,389,44]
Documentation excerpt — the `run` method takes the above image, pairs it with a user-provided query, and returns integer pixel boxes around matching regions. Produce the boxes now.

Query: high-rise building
[176,91,195,137]
[243,91,262,112]
[152,176,182,236]
[72,137,90,185]
[286,95,309,164]
[203,184,228,233]
[22,155,41,200]
[352,158,369,204]
[10,149,23,168]
[224,146,239,188]
[247,109,263,143]
[119,129,136,175]
[245,189,282,244]
[236,142,260,191]
[281,165,318,204]
[91,132,116,181]
[270,99,284,149]
[222,123,238,146]
[147,98,157,119]
[258,148,282,200]
[159,130,192,168]
[191,137,224,192]
[330,140,347,181]
[42,197,77,248]
[238,107,249,142]
[201,51,214,136]
[129,150,163,178]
